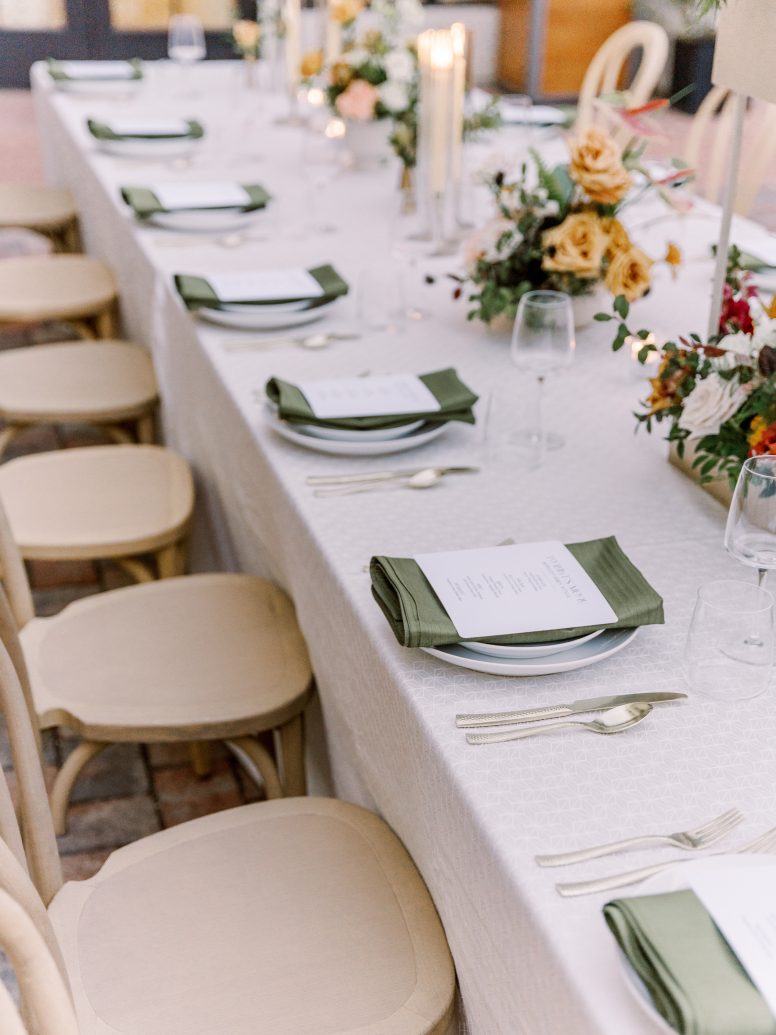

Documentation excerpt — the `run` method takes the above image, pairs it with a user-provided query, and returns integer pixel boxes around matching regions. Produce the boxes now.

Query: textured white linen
[32,62,776,1035]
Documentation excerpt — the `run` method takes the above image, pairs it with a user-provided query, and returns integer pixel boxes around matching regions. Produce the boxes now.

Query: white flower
[753,316,776,352]
[343,47,369,67]
[379,79,409,112]
[473,151,513,185]
[384,47,415,82]
[678,372,752,438]
[464,217,520,274]
[396,0,424,29]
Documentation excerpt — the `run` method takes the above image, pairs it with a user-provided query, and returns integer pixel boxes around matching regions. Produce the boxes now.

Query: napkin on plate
[370,536,664,648]
[87,118,203,141]
[265,368,478,431]
[604,890,776,1035]
[174,264,349,310]
[48,57,143,82]
[121,183,270,219]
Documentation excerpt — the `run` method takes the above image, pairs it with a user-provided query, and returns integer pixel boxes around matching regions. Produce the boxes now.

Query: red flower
[719,284,754,335]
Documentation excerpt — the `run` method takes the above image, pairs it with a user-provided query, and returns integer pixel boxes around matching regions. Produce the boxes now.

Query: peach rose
[300,49,324,78]
[605,246,653,302]
[542,212,608,278]
[335,78,379,121]
[569,127,633,205]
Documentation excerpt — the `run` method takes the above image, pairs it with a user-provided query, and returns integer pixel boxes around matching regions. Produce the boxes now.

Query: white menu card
[105,118,192,137]
[59,60,136,80]
[690,863,776,1019]
[206,269,323,303]
[414,542,616,639]
[296,375,441,419]
[150,182,251,211]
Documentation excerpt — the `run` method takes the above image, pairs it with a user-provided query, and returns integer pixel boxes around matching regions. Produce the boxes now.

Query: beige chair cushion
[0,341,157,423]
[0,256,115,322]
[0,445,193,560]
[48,797,455,1035]
[0,184,76,231]
[21,573,312,737]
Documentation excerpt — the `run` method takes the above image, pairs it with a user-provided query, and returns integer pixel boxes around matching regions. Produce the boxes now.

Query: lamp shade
[712,0,776,104]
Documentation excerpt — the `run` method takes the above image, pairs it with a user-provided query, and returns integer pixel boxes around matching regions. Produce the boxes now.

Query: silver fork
[536,808,743,868]
[555,825,776,898]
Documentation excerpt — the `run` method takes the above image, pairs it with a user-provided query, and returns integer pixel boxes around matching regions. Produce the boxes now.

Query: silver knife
[307,465,478,486]
[455,692,687,729]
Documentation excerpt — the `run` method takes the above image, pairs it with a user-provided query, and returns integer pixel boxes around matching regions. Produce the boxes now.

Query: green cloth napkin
[174,264,349,311]
[121,184,270,219]
[370,536,664,648]
[737,250,776,273]
[48,57,143,82]
[604,890,776,1035]
[87,118,203,141]
[265,368,477,431]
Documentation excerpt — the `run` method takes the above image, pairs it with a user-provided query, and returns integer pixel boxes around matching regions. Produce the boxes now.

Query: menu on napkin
[296,375,442,420]
[206,269,324,303]
[148,182,252,211]
[58,60,136,79]
[690,863,776,1019]
[414,541,617,639]
[104,118,192,137]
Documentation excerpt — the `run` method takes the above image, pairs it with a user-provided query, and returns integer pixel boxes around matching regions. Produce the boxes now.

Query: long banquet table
[31,61,776,1035]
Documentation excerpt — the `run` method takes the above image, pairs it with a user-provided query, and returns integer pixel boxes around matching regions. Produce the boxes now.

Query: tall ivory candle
[450,22,466,185]
[423,30,453,196]
[325,1,341,65]
[284,0,301,94]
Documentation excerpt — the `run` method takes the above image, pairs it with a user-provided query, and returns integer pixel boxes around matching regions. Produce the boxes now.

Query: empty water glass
[168,14,206,93]
[683,579,775,701]
[356,267,405,334]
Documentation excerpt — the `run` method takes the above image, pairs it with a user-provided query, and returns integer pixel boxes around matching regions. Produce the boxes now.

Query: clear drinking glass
[168,13,206,92]
[725,455,776,587]
[683,580,775,700]
[356,266,405,334]
[510,290,575,458]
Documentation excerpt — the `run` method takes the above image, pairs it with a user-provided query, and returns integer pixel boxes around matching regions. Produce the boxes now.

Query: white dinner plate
[220,298,312,315]
[264,400,424,442]
[53,79,142,97]
[197,298,340,331]
[459,627,604,659]
[422,627,638,676]
[147,209,259,233]
[267,413,449,455]
[94,137,201,160]
[614,856,776,1035]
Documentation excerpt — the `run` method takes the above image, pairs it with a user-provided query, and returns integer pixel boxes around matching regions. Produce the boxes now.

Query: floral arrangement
[457,117,688,326]
[390,95,502,171]
[232,19,262,59]
[599,247,776,487]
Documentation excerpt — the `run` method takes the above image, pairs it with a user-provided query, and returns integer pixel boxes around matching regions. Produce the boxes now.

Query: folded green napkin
[48,57,143,82]
[265,368,477,431]
[370,536,664,648]
[87,118,203,141]
[174,264,349,311]
[737,251,776,273]
[121,184,270,219]
[605,890,776,1035]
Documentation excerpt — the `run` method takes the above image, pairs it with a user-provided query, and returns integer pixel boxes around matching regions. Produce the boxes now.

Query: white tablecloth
[31,61,776,1035]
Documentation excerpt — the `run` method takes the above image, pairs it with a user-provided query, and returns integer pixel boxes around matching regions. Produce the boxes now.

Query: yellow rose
[330,60,354,87]
[602,217,631,259]
[233,19,261,52]
[569,127,633,205]
[300,48,324,78]
[331,0,364,23]
[605,246,653,302]
[542,212,608,278]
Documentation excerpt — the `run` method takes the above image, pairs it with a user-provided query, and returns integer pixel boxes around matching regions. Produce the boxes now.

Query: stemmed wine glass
[168,14,206,94]
[510,290,575,461]
[724,455,776,587]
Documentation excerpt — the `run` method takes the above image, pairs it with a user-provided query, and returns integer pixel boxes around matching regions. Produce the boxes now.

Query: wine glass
[510,290,575,459]
[168,14,206,93]
[724,455,776,587]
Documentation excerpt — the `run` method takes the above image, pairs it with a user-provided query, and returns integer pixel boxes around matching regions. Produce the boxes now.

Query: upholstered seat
[0,184,76,237]
[0,255,117,336]
[0,340,158,455]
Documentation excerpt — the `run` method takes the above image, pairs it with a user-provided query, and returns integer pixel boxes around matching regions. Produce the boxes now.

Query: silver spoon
[314,467,460,497]
[231,332,359,353]
[466,702,653,745]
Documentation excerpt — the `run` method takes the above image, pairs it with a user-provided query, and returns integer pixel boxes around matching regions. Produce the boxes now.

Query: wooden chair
[0,494,313,832]
[0,632,456,1035]
[576,21,670,131]
[0,445,194,582]
[0,184,79,253]
[685,85,776,216]
[0,340,159,458]
[0,256,117,338]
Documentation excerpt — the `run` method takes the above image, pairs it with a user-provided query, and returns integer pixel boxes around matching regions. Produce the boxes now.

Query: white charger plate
[422,627,638,676]
[459,627,604,659]
[147,209,259,233]
[197,298,340,331]
[267,413,448,455]
[264,399,424,443]
[95,137,201,160]
[615,856,776,1034]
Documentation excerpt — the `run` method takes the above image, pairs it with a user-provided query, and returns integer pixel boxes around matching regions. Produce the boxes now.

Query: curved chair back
[685,86,776,216]
[0,493,34,631]
[577,21,670,130]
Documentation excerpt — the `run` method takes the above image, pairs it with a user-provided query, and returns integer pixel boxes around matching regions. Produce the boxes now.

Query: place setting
[86,115,205,159]
[47,58,144,96]
[120,180,271,234]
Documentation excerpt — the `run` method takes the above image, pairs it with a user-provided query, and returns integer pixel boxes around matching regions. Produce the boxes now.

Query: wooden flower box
[668,442,733,508]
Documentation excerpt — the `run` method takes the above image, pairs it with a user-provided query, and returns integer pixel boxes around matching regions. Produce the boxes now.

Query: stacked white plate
[199,295,342,331]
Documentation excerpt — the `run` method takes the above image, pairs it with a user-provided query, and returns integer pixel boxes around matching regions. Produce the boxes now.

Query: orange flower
[767,295,776,320]
[664,241,682,279]
[647,357,688,416]
[300,48,324,78]
[748,416,776,456]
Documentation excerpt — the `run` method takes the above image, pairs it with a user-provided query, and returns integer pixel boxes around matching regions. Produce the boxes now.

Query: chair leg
[188,742,212,778]
[94,306,117,339]
[70,318,97,340]
[278,714,306,797]
[50,740,108,836]
[155,543,185,579]
[115,556,155,583]
[136,412,156,444]
[104,424,134,445]
[0,424,24,460]
[226,736,283,799]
